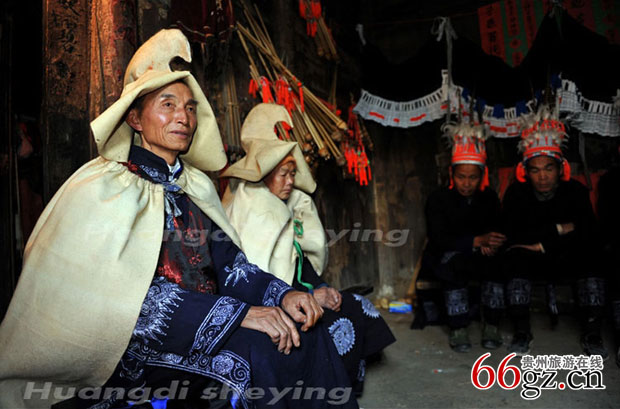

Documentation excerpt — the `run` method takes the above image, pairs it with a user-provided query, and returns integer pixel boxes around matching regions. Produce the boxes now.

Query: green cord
[293,219,314,292]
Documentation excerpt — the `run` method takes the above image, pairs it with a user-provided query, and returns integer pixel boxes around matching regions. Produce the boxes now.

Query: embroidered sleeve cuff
[262,279,294,307]
[190,296,250,356]
[133,276,187,348]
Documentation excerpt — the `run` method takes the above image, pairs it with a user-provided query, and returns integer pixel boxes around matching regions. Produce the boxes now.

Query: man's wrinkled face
[526,155,560,193]
[452,164,482,197]
[264,156,297,200]
[126,81,197,165]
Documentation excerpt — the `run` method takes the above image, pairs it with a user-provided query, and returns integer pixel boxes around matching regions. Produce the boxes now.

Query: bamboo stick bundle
[294,99,328,158]
[328,66,338,110]
[236,28,277,108]
[316,14,338,61]
[289,122,308,149]
[237,22,345,131]
[314,34,325,58]
[307,105,343,162]
[298,84,347,130]
[236,29,262,88]
[224,64,242,148]
[290,110,314,153]
[322,128,342,160]
[252,2,278,58]
[304,97,344,151]
[299,0,338,61]
[242,8,276,83]
[290,109,311,141]
[298,109,328,159]
[319,124,343,161]
[305,99,334,132]
[275,122,290,141]
[305,103,342,159]
[330,129,343,143]
[237,3,349,163]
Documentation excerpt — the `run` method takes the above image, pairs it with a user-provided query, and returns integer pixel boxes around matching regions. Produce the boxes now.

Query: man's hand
[240,306,300,354]
[474,232,507,249]
[313,287,342,311]
[281,291,324,332]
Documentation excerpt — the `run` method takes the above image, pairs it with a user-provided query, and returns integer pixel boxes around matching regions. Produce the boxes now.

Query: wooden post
[90,0,137,133]
[42,0,92,200]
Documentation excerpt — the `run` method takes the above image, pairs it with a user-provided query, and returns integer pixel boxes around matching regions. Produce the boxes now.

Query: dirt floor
[358,308,620,408]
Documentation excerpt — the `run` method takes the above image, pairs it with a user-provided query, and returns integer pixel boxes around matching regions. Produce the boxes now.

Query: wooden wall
[42,0,93,201]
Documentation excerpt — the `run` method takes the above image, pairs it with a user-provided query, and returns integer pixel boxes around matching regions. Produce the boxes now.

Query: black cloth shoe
[481,323,503,349]
[581,333,609,360]
[508,332,533,356]
[449,328,472,353]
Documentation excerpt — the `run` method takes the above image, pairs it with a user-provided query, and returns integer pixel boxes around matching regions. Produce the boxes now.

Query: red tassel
[275,78,288,106]
[260,77,274,103]
[516,162,527,183]
[479,166,489,191]
[562,159,571,181]
[312,1,322,18]
[248,79,258,99]
[299,0,306,18]
[448,167,454,189]
[359,168,368,186]
[298,82,304,112]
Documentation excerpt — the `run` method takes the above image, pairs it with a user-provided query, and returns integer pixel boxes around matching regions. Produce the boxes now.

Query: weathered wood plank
[42,0,91,200]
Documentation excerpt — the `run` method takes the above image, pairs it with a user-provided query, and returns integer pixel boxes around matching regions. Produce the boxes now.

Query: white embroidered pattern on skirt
[127,341,251,409]
[328,318,356,356]
[353,294,381,318]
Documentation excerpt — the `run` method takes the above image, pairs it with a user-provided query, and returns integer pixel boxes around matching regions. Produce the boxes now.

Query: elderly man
[0,30,357,409]
[502,105,607,357]
[221,104,395,396]
[421,121,506,352]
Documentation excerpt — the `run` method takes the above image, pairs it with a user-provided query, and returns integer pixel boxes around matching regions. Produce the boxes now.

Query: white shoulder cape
[223,181,327,286]
[0,157,239,408]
